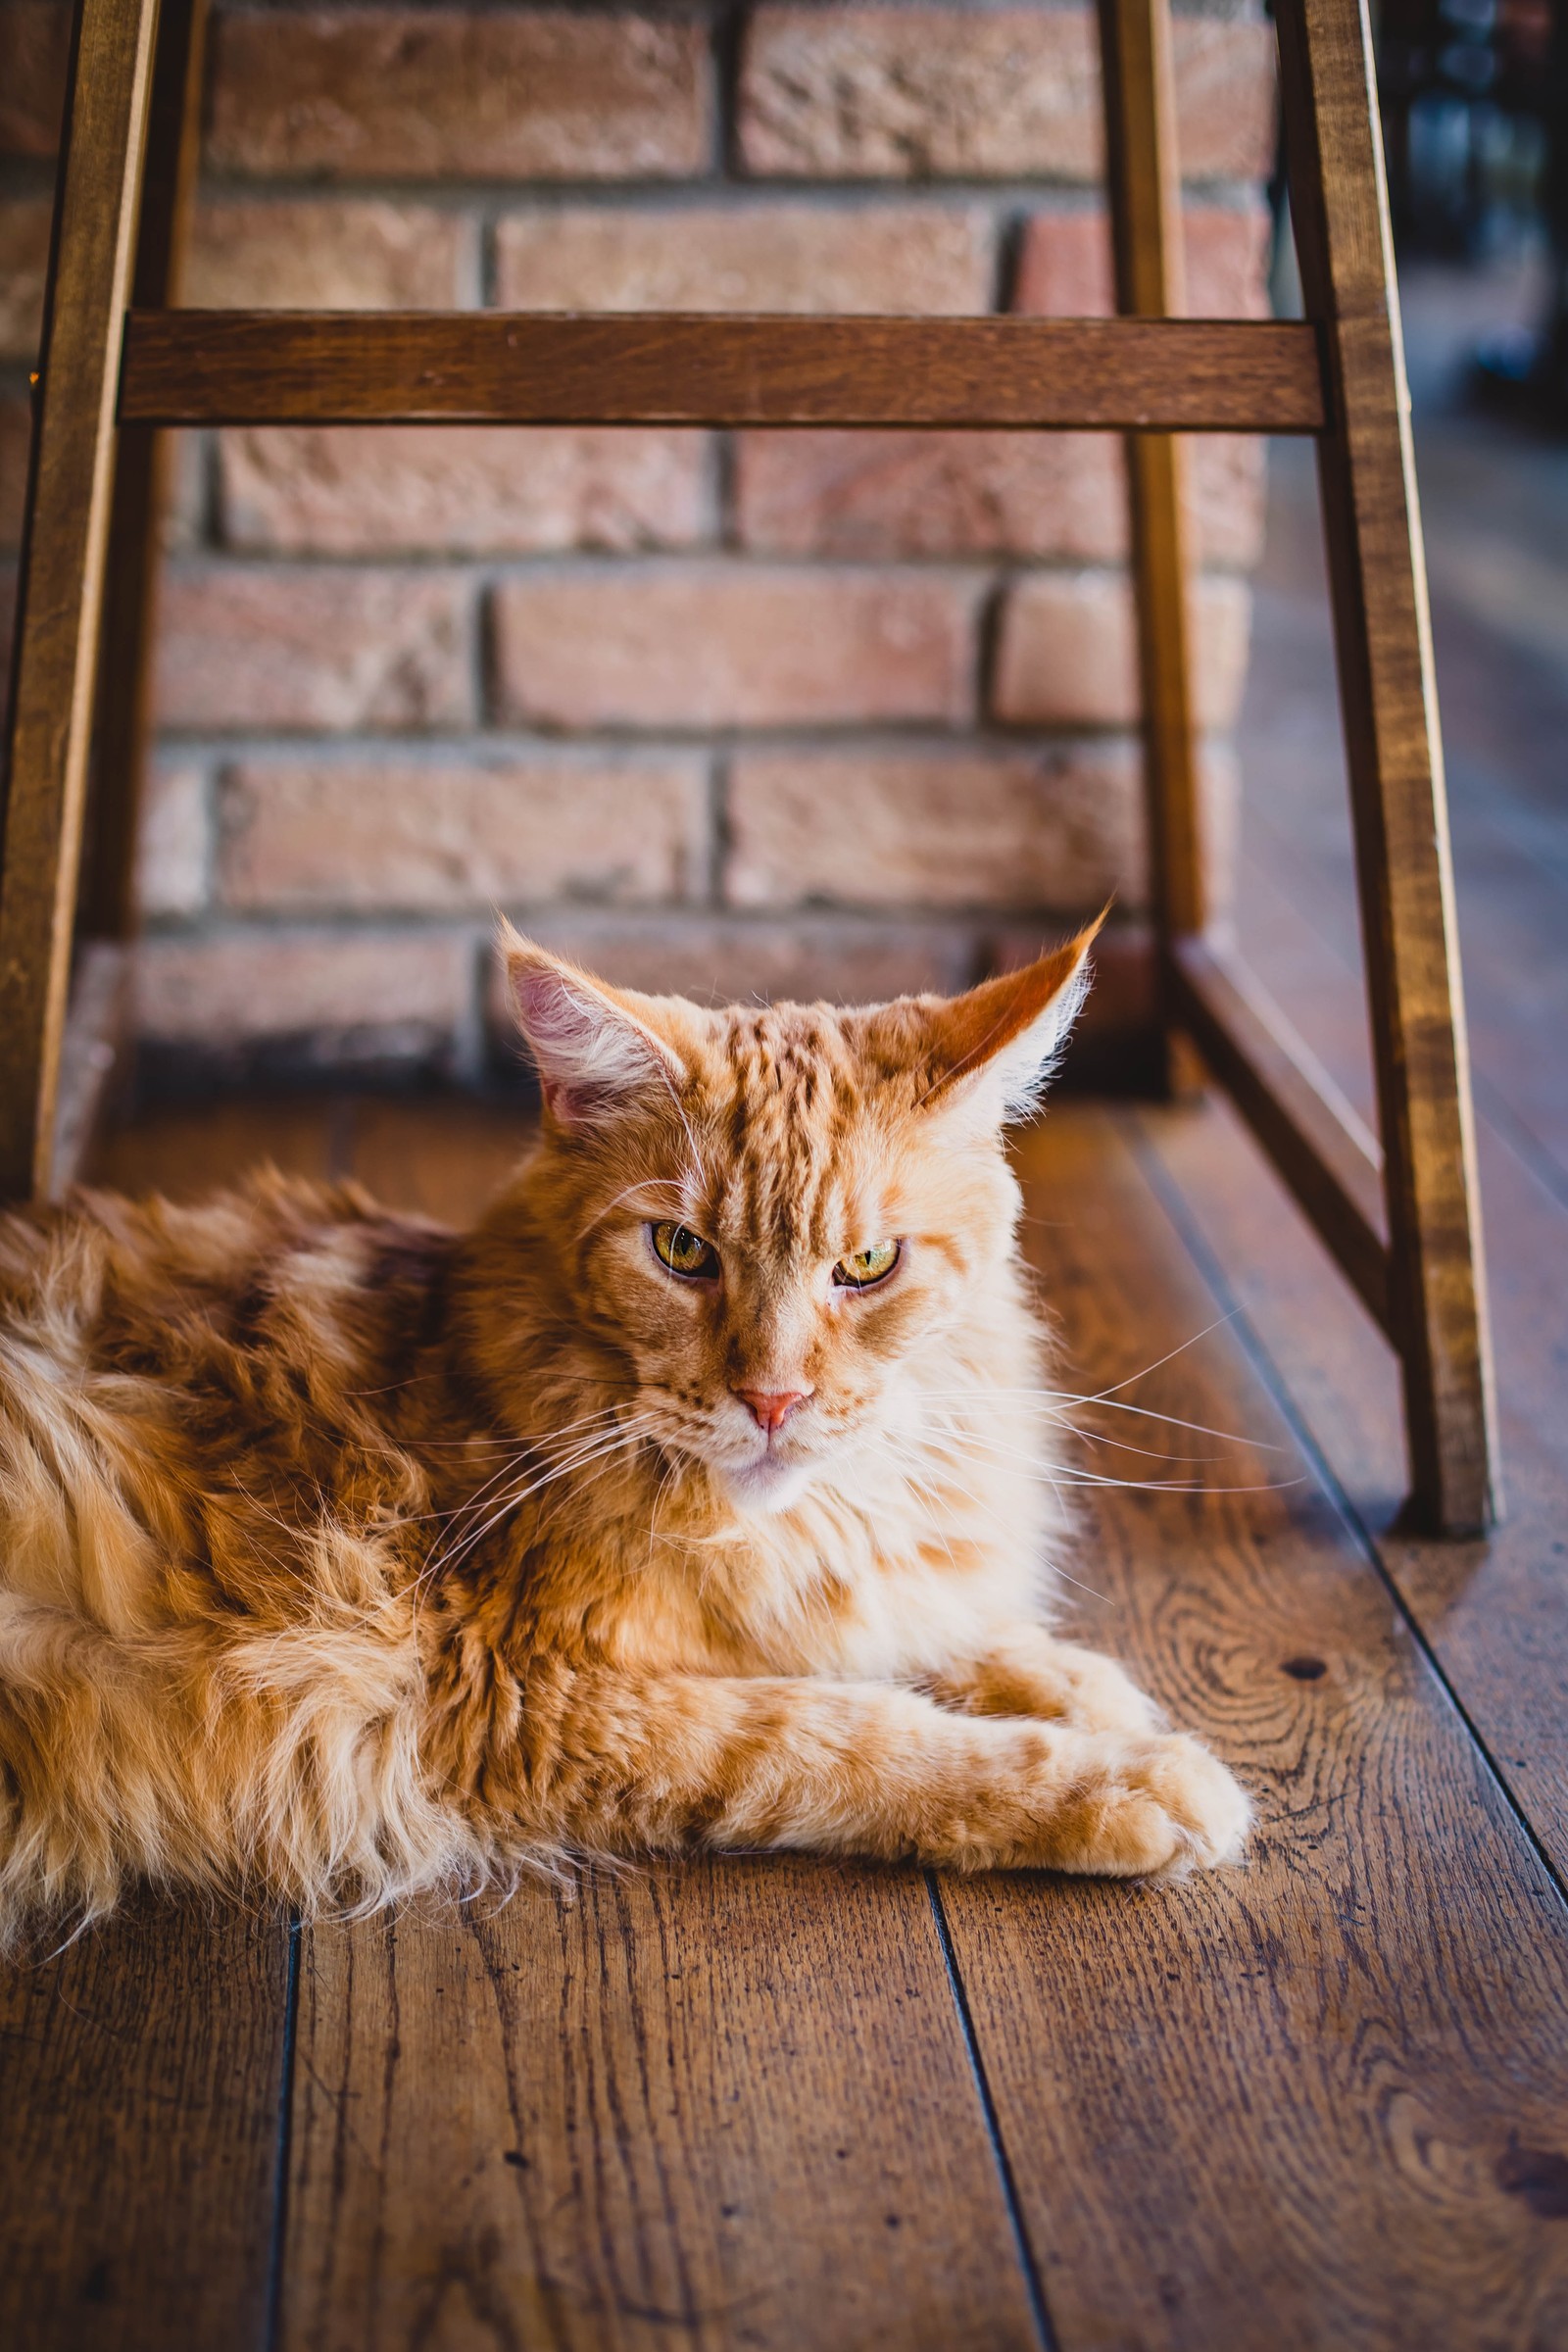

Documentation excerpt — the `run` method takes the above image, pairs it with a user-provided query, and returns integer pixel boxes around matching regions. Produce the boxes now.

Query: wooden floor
[5,265,1568,2348]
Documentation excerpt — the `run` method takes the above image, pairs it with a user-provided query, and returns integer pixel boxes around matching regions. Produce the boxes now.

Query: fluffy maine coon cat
[0,923,1248,1942]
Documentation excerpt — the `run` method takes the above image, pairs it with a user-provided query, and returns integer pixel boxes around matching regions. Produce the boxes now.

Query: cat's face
[504,925,1099,1517]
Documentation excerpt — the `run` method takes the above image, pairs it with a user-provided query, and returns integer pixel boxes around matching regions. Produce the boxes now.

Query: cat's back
[0,1168,460,1451]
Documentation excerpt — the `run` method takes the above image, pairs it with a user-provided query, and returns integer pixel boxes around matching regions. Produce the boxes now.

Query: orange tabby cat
[0,924,1247,1941]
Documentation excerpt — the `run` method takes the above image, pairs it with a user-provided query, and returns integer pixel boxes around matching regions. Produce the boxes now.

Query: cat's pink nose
[734,1387,811,1436]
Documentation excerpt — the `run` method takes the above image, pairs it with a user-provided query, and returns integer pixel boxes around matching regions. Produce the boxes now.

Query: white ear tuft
[501,926,685,1129]
[916,913,1104,1128]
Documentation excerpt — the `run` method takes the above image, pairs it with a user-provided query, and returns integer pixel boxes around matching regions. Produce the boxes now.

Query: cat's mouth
[714,1446,820,1517]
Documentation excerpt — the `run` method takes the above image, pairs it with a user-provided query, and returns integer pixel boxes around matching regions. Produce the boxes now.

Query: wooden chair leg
[1097,0,1208,997]
[0,0,164,1201]
[81,0,209,944]
[1275,0,1496,1536]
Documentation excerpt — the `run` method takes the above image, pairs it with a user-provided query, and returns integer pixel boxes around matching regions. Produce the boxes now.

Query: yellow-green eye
[832,1239,901,1290]
[652,1221,718,1279]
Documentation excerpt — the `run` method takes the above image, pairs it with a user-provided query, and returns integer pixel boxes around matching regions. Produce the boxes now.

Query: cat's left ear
[916,912,1105,1124]
[500,925,689,1129]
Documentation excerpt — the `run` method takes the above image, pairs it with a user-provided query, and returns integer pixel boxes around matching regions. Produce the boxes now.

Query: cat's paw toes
[1052,1732,1250,1878]
[1053,1648,1160,1736]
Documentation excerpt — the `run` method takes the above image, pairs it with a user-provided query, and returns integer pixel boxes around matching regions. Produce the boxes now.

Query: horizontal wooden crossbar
[117,312,1328,431]
[1170,935,1393,1336]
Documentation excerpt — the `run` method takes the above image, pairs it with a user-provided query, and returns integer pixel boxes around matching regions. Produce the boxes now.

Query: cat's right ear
[501,926,688,1130]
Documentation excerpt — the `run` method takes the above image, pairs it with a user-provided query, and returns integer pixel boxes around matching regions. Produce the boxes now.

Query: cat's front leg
[497,1665,1248,1878]
[922,1624,1162,1736]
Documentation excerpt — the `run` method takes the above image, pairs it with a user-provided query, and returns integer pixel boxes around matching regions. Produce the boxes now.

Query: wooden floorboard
[940,1106,1568,2350]
[0,1886,292,2350]
[281,1867,1041,2352]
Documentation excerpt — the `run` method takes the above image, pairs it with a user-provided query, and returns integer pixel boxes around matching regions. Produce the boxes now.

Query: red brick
[137,762,211,919]
[155,566,474,733]
[218,425,713,556]
[1191,437,1267,570]
[0,394,32,551]
[725,744,1143,914]
[1013,203,1272,319]
[493,204,993,316]
[0,197,51,361]
[133,929,474,1052]
[0,1,69,157]
[485,915,976,1034]
[209,9,710,180]
[991,570,1251,731]
[734,428,1265,567]
[216,754,710,912]
[492,565,979,731]
[739,7,1276,182]
[185,201,472,312]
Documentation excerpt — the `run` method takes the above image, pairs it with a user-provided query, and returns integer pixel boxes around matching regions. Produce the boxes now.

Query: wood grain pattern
[0,1897,290,2352]
[939,1107,1568,2348]
[82,0,209,944]
[0,0,164,1202]
[116,312,1329,432]
[1276,0,1495,1532]
[281,1868,1042,2352]
[1098,0,1208,979]
[1171,933,1391,1332]
[1148,1087,1568,1889]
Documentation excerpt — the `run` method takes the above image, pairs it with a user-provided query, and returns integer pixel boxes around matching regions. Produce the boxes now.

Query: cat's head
[499,921,1101,1517]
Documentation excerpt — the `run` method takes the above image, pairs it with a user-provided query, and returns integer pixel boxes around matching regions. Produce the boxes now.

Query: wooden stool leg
[0,0,164,1202]
[82,0,209,944]
[1097,0,1208,1006]
[1276,0,1496,1535]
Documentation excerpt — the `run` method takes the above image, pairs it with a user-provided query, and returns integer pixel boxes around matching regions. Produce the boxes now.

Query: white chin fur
[715,1452,819,1517]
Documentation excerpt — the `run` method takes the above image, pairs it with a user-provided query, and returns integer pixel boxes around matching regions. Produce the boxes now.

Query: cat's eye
[832,1240,901,1289]
[651,1221,719,1279]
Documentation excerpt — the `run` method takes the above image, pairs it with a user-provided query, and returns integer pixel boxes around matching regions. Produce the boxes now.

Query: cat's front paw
[1048,1643,1161,1736]
[1039,1730,1250,1879]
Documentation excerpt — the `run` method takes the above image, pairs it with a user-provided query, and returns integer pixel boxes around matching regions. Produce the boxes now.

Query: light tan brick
[217,753,710,912]
[155,566,474,732]
[734,428,1265,567]
[493,203,993,316]
[0,393,32,550]
[991,571,1251,730]
[137,761,211,919]
[218,425,713,556]
[185,201,472,312]
[134,928,474,1052]
[725,744,1143,913]
[209,9,711,180]
[739,7,1276,182]
[485,914,976,1031]
[1013,202,1272,318]
[493,565,979,730]
[0,197,51,360]
[0,1,69,157]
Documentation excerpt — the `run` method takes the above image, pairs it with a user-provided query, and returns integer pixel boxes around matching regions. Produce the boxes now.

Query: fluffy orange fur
[0,928,1247,1942]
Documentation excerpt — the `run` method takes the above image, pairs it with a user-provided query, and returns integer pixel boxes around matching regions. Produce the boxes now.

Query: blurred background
[0,0,1563,1161]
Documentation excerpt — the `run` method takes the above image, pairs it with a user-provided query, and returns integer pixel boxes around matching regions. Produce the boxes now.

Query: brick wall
[0,0,1276,1085]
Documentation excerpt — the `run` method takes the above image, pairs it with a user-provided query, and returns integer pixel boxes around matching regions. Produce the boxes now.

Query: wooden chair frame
[0,0,1496,1536]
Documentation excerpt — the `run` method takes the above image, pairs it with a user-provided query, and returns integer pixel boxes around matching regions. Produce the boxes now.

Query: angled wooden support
[1274,0,1496,1532]
[0,0,1495,1531]
[81,0,209,943]
[0,0,163,1201]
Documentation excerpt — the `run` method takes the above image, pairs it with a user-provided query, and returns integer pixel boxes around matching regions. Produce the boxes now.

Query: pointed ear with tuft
[917,912,1105,1125]
[500,924,688,1131]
